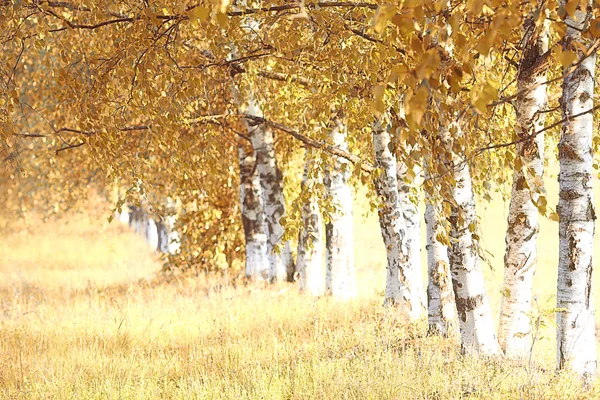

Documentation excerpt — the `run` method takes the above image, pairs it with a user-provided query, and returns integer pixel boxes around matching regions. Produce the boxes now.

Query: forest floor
[2,162,600,398]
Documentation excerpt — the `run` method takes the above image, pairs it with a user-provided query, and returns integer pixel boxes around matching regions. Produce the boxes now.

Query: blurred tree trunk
[556,0,597,377]
[238,142,269,281]
[325,119,356,299]
[156,219,170,253]
[373,118,424,319]
[297,149,324,295]
[499,14,549,356]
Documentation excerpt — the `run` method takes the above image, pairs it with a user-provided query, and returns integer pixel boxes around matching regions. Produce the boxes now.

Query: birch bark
[156,219,170,253]
[239,142,270,280]
[556,0,597,376]
[446,127,499,355]
[325,120,356,298]
[397,160,427,312]
[297,149,324,295]
[373,119,424,319]
[229,5,294,282]
[499,14,549,356]
[232,85,294,282]
[425,193,456,336]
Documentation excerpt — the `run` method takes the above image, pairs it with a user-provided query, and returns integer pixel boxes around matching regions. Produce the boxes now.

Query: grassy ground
[2,162,600,398]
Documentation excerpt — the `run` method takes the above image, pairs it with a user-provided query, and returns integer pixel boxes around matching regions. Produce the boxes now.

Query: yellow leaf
[476,28,497,56]
[414,49,441,80]
[404,85,429,128]
[556,48,578,67]
[466,0,485,15]
[216,12,229,29]
[471,80,499,113]
[552,21,567,40]
[189,6,210,22]
[392,15,415,37]
[589,18,600,37]
[564,0,579,17]
[370,84,386,116]
[144,7,160,24]
[373,4,397,34]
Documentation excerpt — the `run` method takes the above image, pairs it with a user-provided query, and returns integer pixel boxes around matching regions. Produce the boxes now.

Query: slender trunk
[425,193,456,336]
[324,120,356,298]
[156,219,170,253]
[397,160,426,312]
[448,139,499,355]
[241,94,294,283]
[297,149,324,295]
[373,119,424,318]
[118,208,130,224]
[239,142,270,280]
[556,1,597,376]
[499,15,549,356]
[166,214,180,254]
[131,206,144,235]
[139,211,149,241]
[147,218,158,249]
[128,206,135,229]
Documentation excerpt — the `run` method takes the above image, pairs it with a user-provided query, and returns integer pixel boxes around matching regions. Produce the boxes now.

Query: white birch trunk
[166,214,180,254]
[397,160,427,312]
[139,211,149,242]
[499,15,549,356]
[239,143,270,281]
[373,119,424,319]
[117,207,130,224]
[147,218,159,249]
[240,94,294,283]
[156,219,170,253]
[556,1,597,376]
[425,194,457,336]
[229,11,294,282]
[297,149,324,295]
[131,206,143,235]
[325,120,356,299]
[448,143,499,355]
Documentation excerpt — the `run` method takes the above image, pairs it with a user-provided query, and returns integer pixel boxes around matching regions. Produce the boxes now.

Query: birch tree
[373,118,424,319]
[239,142,269,280]
[556,0,597,376]
[397,160,427,313]
[425,196,456,336]
[147,218,159,249]
[297,149,324,296]
[446,125,499,355]
[244,109,295,283]
[325,119,356,298]
[156,219,170,253]
[230,1,294,283]
[499,13,549,356]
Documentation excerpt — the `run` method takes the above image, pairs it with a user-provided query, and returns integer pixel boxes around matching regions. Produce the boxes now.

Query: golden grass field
[2,161,600,398]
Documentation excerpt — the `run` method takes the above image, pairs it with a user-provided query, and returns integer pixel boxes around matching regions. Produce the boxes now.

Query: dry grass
[1,162,600,398]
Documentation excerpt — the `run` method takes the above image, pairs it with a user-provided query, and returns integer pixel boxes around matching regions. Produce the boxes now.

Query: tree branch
[475,104,600,155]
[240,114,374,172]
[491,38,600,107]
[55,141,86,154]
[226,2,378,17]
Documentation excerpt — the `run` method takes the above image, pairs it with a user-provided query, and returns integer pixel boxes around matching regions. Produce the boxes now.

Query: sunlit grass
[1,161,600,398]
